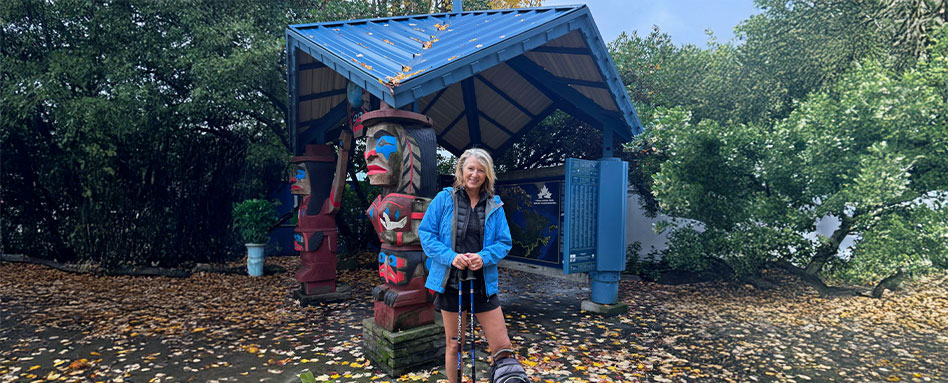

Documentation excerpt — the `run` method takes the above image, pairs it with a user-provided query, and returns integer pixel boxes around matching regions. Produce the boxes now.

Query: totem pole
[289,130,353,303]
[358,106,443,375]
[359,107,438,331]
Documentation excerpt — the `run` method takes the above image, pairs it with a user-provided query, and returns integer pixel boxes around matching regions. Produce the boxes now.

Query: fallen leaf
[69,359,90,370]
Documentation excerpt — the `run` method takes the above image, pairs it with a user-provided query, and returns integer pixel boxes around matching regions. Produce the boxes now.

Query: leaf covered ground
[1,257,946,383]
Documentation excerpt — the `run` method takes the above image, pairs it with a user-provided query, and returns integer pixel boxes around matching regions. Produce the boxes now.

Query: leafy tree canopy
[1,0,375,266]
[638,27,948,291]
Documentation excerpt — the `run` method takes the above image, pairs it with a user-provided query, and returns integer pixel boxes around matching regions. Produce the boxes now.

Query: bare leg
[474,306,513,362]
[441,309,467,383]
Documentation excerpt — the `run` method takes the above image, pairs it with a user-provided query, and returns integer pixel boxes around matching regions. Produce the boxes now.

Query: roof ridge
[289,4,584,30]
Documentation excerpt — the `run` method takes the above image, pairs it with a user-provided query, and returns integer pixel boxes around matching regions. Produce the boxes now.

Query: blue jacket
[420,187,512,296]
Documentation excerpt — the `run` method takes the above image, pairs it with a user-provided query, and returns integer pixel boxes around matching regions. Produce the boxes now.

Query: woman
[418,148,515,383]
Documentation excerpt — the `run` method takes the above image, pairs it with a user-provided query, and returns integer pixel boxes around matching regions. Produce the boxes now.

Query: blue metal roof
[287,5,643,155]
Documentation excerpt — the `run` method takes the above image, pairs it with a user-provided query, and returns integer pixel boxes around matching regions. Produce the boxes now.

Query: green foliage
[642,26,948,283]
[437,150,458,176]
[0,0,373,267]
[624,241,643,272]
[232,199,277,244]
[737,1,890,117]
[610,1,895,128]
[607,1,910,225]
[494,111,601,173]
[299,370,316,383]
[337,179,380,256]
[832,203,948,283]
[623,241,669,282]
[610,28,765,125]
[876,0,947,66]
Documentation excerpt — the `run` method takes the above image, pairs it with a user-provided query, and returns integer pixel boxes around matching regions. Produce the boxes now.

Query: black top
[446,188,487,294]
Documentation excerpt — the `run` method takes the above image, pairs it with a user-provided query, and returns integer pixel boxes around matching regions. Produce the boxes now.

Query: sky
[542,0,761,47]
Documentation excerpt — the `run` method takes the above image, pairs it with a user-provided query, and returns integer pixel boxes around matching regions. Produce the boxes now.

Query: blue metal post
[286,35,298,154]
[453,0,463,12]
[590,157,627,304]
[601,124,614,158]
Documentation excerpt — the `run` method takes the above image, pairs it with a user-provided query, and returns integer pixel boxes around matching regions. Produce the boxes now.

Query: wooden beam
[494,104,557,156]
[298,62,327,70]
[298,88,346,103]
[461,78,481,147]
[507,55,624,134]
[421,88,447,115]
[529,46,592,55]
[474,74,536,119]
[297,100,347,151]
[477,110,516,137]
[438,111,466,141]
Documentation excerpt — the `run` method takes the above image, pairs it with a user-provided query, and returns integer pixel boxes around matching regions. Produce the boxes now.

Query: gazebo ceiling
[286,5,643,155]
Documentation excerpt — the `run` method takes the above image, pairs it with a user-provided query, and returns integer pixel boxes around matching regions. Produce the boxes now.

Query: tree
[736,0,890,120]
[877,0,947,65]
[640,28,948,294]
[0,0,371,267]
[610,1,894,127]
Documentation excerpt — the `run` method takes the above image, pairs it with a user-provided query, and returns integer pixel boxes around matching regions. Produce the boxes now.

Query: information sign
[563,159,599,274]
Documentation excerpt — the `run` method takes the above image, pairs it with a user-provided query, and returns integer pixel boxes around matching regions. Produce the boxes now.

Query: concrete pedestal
[362,317,444,377]
[580,300,628,317]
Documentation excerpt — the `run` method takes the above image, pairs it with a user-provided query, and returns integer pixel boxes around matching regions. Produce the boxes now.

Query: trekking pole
[457,276,463,382]
[469,279,476,383]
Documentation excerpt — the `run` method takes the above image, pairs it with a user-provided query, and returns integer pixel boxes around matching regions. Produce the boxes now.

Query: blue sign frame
[563,159,600,274]
[496,178,565,268]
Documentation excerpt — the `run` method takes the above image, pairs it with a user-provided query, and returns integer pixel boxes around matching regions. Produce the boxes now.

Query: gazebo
[285,3,644,374]
[285,4,643,156]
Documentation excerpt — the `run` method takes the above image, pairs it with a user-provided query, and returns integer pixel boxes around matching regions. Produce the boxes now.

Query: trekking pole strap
[491,348,517,361]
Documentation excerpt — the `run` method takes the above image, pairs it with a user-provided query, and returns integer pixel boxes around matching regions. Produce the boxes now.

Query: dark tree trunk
[872,269,907,298]
[804,215,853,276]
[774,260,860,297]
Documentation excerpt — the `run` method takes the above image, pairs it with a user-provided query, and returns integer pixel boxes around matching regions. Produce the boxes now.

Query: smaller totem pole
[359,106,443,375]
[289,130,353,303]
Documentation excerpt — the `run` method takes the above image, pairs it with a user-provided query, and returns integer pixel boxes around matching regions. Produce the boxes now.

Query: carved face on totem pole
[289,145,336,215]
[289,163,311,195]
[360,108,436,197]
[364,122,424,196]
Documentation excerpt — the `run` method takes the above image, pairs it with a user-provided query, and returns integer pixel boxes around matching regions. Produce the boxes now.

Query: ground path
[1,256,946,382]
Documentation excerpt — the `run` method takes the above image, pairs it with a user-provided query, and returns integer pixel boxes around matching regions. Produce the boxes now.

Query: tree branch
[774,260,861,297]
[871,269,906,298]
[243,109,291,151]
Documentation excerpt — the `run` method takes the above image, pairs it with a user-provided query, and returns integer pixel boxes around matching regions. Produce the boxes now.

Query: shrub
[233,200,277,244]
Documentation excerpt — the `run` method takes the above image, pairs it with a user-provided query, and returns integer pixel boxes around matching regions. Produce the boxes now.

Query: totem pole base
[373,301,435,332]
[295,283,351,305]
[362,317,444,377]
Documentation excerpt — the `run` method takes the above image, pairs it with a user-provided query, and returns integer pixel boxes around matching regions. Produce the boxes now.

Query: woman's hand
[452,254,471,269]
[465,253,484,271]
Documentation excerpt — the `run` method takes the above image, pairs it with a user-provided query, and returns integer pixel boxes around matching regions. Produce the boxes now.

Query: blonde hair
[453,148,496,196]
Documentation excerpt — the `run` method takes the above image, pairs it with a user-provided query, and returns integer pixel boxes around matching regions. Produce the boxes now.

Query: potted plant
[233,199,277,276]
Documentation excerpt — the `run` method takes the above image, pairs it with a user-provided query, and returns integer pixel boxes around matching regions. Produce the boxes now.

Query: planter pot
[246,243,266,277]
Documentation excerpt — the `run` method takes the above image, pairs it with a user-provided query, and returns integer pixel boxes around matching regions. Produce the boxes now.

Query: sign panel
[496,180,564,267]
[563,159,599,274]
